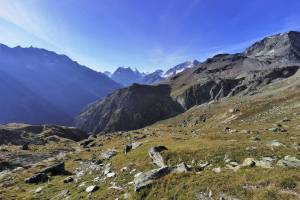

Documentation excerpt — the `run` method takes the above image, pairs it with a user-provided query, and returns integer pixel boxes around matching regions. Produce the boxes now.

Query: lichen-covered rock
[101,149,117,160]
[148,146,168,168]
[134,162,188,191]
[277,156,300,168]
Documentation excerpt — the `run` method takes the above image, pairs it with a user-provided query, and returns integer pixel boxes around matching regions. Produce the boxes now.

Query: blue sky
[1,0,300,72]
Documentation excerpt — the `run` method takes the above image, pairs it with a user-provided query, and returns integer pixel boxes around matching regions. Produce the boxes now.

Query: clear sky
[1,0,300,72]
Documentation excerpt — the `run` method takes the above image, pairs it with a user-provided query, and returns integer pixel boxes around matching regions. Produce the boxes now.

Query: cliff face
[75,84,183,133]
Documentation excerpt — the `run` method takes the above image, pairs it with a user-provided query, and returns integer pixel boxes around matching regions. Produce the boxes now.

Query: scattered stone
[40,162,65,175]
[255,157,274,168]
[123,192,131,199]
[198,161,210,170]
[148,146,168,168]
[212,167,221,173]
[35,187,43,193]
[80,139,94,148]
[242,158,256,167]
[250,136,260,141]
[109,183,123,191]
[268,127,287,133]
[63,176,74,183]
[195,190,213,200]
[277,156,300,168]
[228,108,240,113]
[101,149,117,160]
[282,118,291,122]
[25,173,49,184]
[120,166,128,172]
[85,185,99,193]
[52,190,70,199]
[107,172,116,178]
[267,140,285,148]
[293,142,300,151]
[124,142,142,154]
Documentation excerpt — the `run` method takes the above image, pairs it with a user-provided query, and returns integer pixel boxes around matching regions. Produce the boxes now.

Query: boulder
[40,162,65,175]
[85,185,99,193]
[124,142,142,154]
[242,158,256,167]
[148,146,168,168]
[212,167,221,173]
[63,176,74,183]
[25,173,48,184]
[101,149,117,160]
[134,162,188,191]
[277,156,300,168]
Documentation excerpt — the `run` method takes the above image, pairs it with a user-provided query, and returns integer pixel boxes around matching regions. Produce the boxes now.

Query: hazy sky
[1,0,300,72]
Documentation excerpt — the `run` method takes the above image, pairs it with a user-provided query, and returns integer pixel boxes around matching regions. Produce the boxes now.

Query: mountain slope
[0,44,121,125]
[75,84,183,133]
[165,31,300,109]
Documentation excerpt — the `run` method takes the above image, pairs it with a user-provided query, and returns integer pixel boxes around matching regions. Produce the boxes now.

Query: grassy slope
[0,76,300,200]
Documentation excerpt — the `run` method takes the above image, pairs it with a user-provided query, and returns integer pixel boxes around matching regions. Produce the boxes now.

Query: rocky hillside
[0,123,88,145]
[0,68,299,199]
[165,31,300,109]
[0,44,120,125]
[75,84,183,133]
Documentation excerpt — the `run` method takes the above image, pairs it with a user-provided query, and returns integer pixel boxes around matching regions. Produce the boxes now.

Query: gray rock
[293,142,300,151]
[85,185,99,193]
[124,142,142,154]
[242,158,256,167]
[212,167,221,173]
[101,149,117,160]
[277,156,300,168]
[35,187,43,193]
[268,127,287,133]
[148,146,168,168]
[63,176,74,183]
[40,162,65,175]
[134,162,188,191]
[25,173,48,184]
[228,108,239,113]
[255,157,274,168]
[195,190,213,200]
[267,140,285,148]
[80,139,95,148]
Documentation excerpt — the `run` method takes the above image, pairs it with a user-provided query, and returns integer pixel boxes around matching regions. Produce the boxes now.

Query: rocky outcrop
[166,31,300,110]
[25,173,49,184]
[245,31,300,63]
[175,66,299,109]
[76,84,184,133]
[134,163,189,191]
[0,123,88,145]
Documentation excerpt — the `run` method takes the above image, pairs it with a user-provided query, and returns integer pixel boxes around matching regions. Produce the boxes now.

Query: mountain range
[0,44,121,125]
[76,31,300,132]
[106,60,200,86]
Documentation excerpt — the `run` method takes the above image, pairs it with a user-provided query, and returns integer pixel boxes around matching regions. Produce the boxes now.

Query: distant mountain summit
[108,60,201,86]
[163,60,201,78]
[111,67,144,86]
[0,44,121,125]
